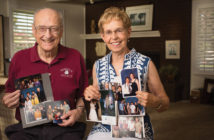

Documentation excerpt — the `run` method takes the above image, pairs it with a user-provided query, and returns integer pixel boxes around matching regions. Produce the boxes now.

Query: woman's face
[125,77,130,83]
[130,73,134,79]
[101,19,131,54]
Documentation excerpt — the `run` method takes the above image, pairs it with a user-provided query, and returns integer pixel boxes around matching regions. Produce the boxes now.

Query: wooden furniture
[80,30,160,39]
[0,77,7,91]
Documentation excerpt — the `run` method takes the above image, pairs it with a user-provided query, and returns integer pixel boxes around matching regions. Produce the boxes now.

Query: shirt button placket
[48,64,53,83]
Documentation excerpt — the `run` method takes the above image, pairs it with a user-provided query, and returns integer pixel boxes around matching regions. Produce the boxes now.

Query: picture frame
[0,15,4,76]
[165,40,180,59]
[126,4,153,31]
[202,78,214,104]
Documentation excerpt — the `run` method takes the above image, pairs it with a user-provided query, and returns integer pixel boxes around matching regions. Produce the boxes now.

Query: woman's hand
[84,85,100,101]
[136,91,159,108]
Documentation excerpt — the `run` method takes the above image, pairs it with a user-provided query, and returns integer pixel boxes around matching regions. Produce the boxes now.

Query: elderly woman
[84,7,169,140]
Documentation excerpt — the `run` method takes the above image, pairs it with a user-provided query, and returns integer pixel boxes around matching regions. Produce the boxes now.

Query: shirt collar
[30,42,66,63]
[107,48,137,63]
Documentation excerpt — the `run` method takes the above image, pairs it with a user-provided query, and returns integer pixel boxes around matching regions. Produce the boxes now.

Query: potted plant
[159,64,179,83]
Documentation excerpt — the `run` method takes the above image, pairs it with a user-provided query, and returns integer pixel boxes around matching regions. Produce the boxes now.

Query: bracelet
[76,106,85,109]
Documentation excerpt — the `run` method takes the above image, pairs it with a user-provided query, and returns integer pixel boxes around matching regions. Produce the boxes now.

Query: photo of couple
[121,68,141,97]
[83,98,102,122]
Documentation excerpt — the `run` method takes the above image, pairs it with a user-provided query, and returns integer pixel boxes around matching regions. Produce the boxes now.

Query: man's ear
[59,27,63,38]
[32,25,36,37]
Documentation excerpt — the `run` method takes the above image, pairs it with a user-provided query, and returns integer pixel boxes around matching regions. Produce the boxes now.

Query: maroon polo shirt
[5,43,88,121]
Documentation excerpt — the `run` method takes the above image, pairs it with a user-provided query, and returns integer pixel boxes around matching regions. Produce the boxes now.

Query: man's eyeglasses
[34,26,61,34]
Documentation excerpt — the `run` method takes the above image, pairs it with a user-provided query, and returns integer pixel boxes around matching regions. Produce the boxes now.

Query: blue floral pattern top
[89,49,153,140]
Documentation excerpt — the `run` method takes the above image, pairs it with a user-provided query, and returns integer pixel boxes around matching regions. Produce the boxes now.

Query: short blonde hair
[98,7,131,33]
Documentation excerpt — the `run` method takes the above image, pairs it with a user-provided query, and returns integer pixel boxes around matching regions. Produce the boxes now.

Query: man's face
[33,9,63,52]
[37,88,40,92]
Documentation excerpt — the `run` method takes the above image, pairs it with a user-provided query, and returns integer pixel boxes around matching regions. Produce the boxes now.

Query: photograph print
[45,100,70,124]
[16,73,54,128]
[83,98,102,122]
[126,4,153,31]
[121,68,141,98]
[24,102,47,124]
[15,73,47,108]
[112,116,145,139]
[100,90,117,125]
[100,90,115,116]
[118,97,145,116]
[110,82,123,101]
[99,82,111,90]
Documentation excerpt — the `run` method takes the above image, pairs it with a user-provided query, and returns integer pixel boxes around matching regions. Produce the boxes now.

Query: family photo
[112,116,145,139]
[121,68,141,97]
[118,97,145,116]
[15,74,47,108]
[24,102,47,124]
[100,82,125,101]
[45,100,70,124]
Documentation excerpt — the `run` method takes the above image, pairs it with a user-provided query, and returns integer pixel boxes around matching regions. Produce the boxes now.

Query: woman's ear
[100,32,105,41]
[127,27,132,38]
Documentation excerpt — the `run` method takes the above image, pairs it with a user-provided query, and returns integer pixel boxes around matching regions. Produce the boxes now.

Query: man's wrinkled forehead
[34,8,61,26]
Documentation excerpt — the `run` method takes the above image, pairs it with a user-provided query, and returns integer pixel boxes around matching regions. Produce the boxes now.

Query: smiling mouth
[42,38,55,43]
[111,42,121,46]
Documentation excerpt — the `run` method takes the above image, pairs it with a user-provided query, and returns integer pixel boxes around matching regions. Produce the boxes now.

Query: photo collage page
[15,73,70,128]
[83,68,146,139]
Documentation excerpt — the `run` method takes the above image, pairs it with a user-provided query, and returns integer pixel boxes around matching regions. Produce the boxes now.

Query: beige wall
[0,0,86,58]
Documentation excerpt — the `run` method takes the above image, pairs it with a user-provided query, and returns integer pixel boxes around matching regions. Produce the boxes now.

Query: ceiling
[46,0,108,4]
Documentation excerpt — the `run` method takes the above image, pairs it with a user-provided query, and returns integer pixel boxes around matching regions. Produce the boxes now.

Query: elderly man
[2,8,88,140]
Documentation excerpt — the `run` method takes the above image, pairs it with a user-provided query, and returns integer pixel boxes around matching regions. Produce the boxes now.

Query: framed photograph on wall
[165,40,180,59]
[0,15,4,76]
[126,4,153,31]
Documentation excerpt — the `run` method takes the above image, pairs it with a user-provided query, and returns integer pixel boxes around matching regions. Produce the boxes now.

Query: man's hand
[58,108,83,127]
[2,90,20,109]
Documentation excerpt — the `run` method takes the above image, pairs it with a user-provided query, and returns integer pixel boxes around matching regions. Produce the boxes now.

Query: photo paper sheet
[118,97,145,116]
[120,68,141,98]
[112,116,145,139]
[100,90,117,125]
[83,98,102,122]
